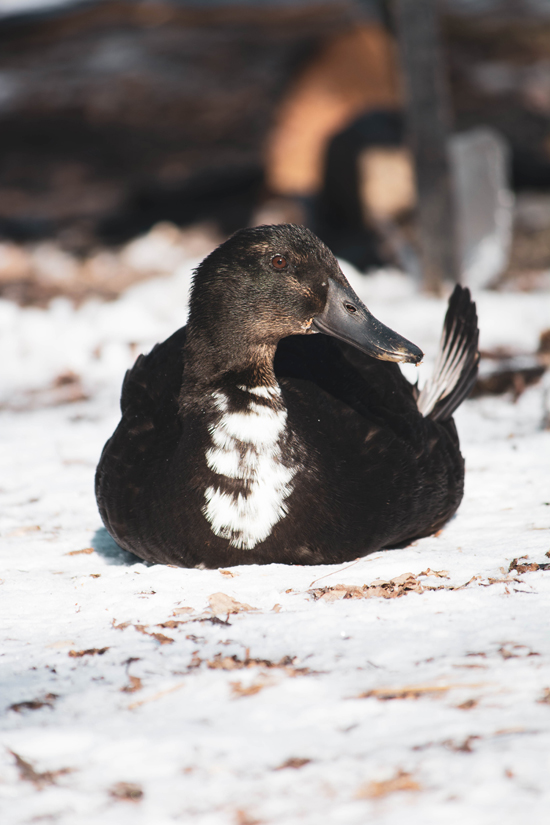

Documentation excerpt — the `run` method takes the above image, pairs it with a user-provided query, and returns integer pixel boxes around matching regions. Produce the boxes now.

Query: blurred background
[1,0,550,306]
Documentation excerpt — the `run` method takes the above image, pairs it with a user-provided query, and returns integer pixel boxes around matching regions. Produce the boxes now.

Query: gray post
[393,0,459,292]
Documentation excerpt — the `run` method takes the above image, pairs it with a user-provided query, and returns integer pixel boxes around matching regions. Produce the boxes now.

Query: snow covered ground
[1,243,549,825]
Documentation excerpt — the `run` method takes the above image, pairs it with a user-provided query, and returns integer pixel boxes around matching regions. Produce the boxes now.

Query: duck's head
[188,224,422,369]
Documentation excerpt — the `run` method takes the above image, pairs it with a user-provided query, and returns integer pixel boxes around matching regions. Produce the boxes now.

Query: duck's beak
[312,277,423,364]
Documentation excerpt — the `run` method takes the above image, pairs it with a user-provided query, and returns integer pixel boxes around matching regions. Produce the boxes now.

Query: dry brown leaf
[121,676,142,694]
[390,572,416,585]
[10,751,72,789]
[219,569,235,577]
[112,620,173,644]
[310,571,484,602]
[310,573,425,602]
[452,575,482,590]
[272,604,282,612]
[419,568,450,578]
[65,547,94,556]
[207,655,244,671]
[444,735,480,752]
[148,632,174,645]
[274,757,311,770]
[234,810,262,825]
[112,619,129,630]
[457,698,479,710]
[208,592,256,615]
[230,680,268,698]
[509,557,550,574]
[358,684,455,701]
[206,653,306,675]
[68,647,109,658]
[356,771,421,799]
[109,781,143,802]
[172,606,194,616]
[9,693,57,713]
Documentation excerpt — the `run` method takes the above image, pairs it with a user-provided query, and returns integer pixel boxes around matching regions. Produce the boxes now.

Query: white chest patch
[202,386,296,550]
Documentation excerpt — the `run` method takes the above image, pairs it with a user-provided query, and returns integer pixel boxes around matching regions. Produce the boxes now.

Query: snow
[1,243,550,825]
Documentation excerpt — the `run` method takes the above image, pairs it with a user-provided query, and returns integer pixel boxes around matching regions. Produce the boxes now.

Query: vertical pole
[393,0,459,292]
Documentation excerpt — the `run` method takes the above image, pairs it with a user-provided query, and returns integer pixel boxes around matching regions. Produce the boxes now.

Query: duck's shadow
[92,527,152,566]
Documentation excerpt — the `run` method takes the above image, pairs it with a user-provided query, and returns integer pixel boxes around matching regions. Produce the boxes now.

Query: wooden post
[393,0,459,292]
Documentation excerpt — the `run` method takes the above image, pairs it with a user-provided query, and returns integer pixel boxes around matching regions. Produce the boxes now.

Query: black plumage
[95,224,479,567]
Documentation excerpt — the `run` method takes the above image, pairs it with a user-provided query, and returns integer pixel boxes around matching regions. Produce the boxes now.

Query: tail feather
[416,285,479,421]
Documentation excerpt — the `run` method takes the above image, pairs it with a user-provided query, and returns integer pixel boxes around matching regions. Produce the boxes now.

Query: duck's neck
[181,319,280,397]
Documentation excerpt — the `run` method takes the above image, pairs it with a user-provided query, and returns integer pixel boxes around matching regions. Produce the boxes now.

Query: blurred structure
[451,128,513,289]
[0,0,549,299]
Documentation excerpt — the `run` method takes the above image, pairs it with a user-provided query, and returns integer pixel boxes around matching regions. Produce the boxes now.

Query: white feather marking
[203,386,296,549]
[417,319,470,416]
[238,384,279,399]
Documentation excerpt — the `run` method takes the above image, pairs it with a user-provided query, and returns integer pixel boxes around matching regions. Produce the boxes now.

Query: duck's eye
[345,302,358,314]
[271,255,288,270]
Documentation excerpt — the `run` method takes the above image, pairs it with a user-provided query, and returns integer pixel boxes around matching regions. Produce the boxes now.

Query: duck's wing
[119,326,187,429]
[96,326,187,547]
[416,286,479,421]
[274,331,419,424]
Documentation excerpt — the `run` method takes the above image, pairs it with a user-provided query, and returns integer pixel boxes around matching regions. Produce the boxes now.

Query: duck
[95,224,479,568]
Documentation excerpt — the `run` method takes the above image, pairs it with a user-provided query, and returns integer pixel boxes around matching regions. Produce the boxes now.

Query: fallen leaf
[208,592,256,615]
[89,574,101,578]
[10,751,72,789]
[9,693,57,713]
[149,632,174,645]
[230,680,268,698]
[356,771,421,799]
[274,757,311,770]
[509,557,550,574]
[357,683,482,700]
[498,644,539,659]
[452,575,482,590]
[172,606,194,616]
[200,615,232,626]
[205,653,308,675]
[271,604,282,612]
[219,569,235,577]
[112,619,131,630]
[65,547,94,556]
[419,568,450,578]
[112,620,173,644]
[109,781,143,802]
[444,735,480,752]
[310,573,426,602]
[68,647,109,657]
[310,571,484,602]
[234,810,262,825]
[207,655,243,671]
[457,698,479,710]
[134,624,173,644]
[121,676,142,694]
[537,688,550,705]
